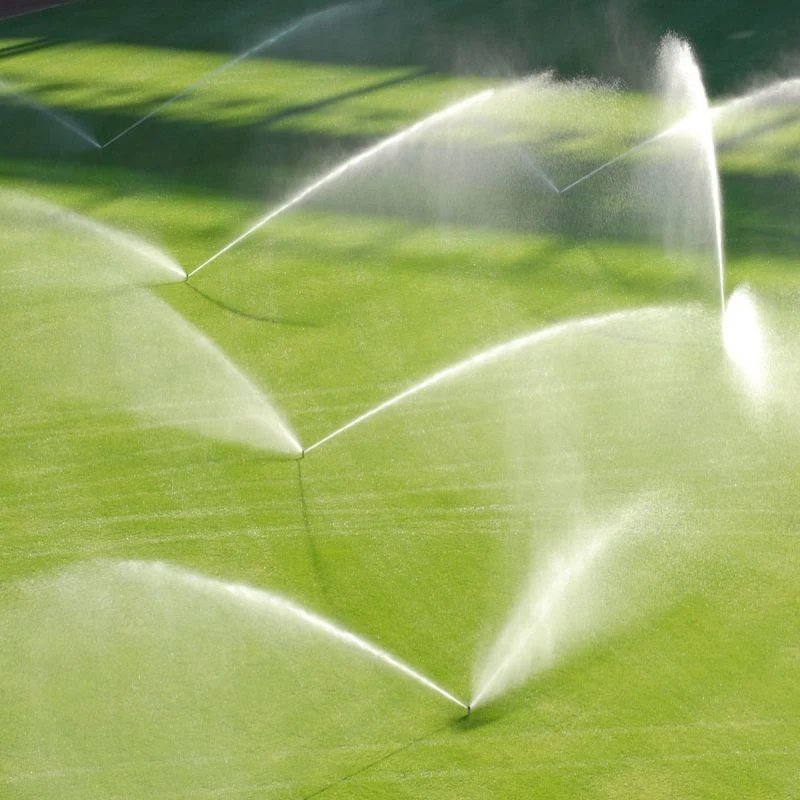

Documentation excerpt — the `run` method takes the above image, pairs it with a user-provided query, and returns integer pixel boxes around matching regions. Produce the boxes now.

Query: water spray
[710,77,800,124]
[100,4,351,148]
[557,76,786,198]
[561,39,726,315]
[658,36,726,315]
[0,77,99,148]
[125,561,468,709]
[0,190,184,289]
[303,307,665,455]
[558,118,690,194]
[187,89,495,278]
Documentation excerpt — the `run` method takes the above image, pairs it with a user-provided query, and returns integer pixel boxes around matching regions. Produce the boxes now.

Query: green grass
[1,2,799,798]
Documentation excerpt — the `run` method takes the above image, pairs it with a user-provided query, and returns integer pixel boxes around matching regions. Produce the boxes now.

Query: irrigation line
[302,721,453,799]
[296,458,332,605]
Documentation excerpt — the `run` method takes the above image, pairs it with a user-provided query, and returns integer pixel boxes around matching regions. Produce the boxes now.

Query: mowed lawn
[1,1,798,798]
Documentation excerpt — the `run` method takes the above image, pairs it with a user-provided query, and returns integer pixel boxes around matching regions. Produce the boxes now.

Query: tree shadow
[1,0,797,93]
[0,79,797,272]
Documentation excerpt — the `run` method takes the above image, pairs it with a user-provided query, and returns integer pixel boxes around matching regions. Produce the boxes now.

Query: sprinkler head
[466,704,471,716]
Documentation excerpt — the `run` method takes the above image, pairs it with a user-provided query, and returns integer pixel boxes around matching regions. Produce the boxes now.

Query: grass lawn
[0,1,798,798]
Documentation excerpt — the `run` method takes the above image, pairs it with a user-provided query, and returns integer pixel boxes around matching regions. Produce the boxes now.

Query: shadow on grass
[0,88,797,276]
[185,282,322,325]
[0,36,56,59]
[1,0,798,92]
[258,65,431,129]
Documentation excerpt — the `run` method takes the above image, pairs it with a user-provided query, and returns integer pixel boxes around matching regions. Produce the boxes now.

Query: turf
[0,1,798,798]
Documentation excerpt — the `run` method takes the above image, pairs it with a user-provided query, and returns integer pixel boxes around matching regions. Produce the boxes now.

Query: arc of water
[125,561,466,709]
[469,532,610,710]
[557,74,790,198]
[185,72,792,281]
[4,190,185,281]
[305,307,663,454]
[0,77,99,147]
[561,124,724,310]
[187,89,496,278]
[526,155,560,194]
[121,294,304,455]
[558,117,691,194]
[710,76,800,124]
[658,37,725,314]
[702,107,726,315]
[470,499,650,709]
[559,39,725,312]
[101,4,350,148]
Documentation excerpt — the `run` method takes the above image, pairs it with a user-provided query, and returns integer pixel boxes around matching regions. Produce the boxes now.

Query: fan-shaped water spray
[124,560,465,707]
[100,2,354,148]
[187,88,496,277]
[556,38,727,312]
[0,190,185,290]
[470,500,651,708]
[0,77,99,148]
[712,76,800,124]
[305,307,667,454]
[2,216,298,454]
[55,292,297,454]
[658,35,726,314]
[559,66,799,199]
[0,559,466,796]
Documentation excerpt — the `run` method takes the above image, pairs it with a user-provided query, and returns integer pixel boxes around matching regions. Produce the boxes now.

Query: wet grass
[1,4,799,798]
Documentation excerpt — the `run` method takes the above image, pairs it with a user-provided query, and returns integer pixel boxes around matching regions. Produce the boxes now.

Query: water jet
[304,307,668,454]
[2,17,798,798]
[0,190,184,290]
[471,498,664,709]
[558,68,798,201]
[723,285,767,397]
[187,88,495,278]
[657,35,726,314]
[0,77,99,148]
[100,3,354,148]
[131,561,466,708]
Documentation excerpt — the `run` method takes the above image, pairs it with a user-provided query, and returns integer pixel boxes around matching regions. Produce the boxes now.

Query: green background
[0,1,798,797]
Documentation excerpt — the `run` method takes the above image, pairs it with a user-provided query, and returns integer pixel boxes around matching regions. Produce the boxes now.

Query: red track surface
[0,0,73,21]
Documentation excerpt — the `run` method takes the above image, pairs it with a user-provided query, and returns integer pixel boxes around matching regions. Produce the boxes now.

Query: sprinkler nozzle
[466,704,471,716]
